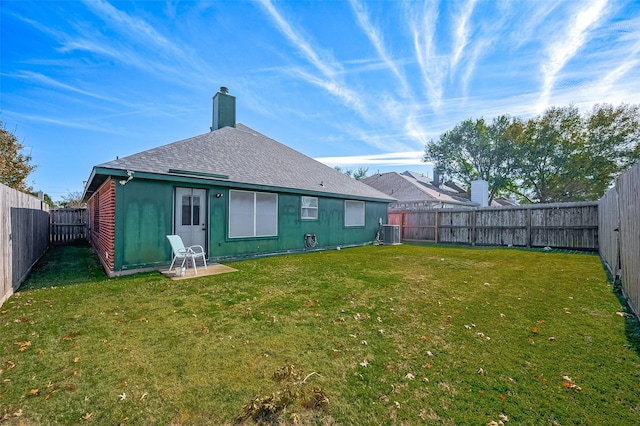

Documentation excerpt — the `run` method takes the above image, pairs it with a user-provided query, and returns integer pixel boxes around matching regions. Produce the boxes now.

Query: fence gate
[50,208,89,244]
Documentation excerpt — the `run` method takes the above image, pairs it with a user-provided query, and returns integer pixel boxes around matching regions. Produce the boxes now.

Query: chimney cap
[219,86,229,94]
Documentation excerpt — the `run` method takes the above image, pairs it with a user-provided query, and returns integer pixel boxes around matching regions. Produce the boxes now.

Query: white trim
[344,200,365,227]
[229,189,278,238]
[301,196,318,220]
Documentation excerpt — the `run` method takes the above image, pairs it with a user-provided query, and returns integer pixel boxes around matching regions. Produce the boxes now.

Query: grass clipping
[235,364,329,425]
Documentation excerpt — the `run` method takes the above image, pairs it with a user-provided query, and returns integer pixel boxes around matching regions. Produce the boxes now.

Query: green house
[82,88,395,276]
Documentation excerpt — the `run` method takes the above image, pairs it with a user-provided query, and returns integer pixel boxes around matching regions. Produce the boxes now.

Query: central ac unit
[381,224,401,245]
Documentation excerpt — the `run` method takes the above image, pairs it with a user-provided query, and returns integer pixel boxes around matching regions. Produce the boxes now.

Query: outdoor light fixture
[216,193,223,198]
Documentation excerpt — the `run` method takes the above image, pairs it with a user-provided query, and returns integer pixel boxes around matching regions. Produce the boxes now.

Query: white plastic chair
[167,235,208,275]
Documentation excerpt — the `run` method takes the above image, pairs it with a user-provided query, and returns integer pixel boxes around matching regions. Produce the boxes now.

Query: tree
[335,166,369,180]
[0,121,36,191]
[423,115,517,203]
[334,166,353,178]
[585,103,640,196]
[42,193,55,208]
[426,103,640,204]
[352,166,369,180]
[513,104,640,203]
[512,106,587,203]
[59,191,86,208]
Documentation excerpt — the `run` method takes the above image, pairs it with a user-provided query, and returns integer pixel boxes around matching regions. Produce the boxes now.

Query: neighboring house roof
[399,171,518,207]
[400,171,466,195]
[361,172,477,207]
[83,123,395,203]
[492,197,519,207]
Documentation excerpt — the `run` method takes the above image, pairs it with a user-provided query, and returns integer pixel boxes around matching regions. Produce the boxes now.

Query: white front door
[175,188,207,250]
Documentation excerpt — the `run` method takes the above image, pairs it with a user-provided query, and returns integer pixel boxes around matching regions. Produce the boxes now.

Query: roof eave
[83,167,396,203]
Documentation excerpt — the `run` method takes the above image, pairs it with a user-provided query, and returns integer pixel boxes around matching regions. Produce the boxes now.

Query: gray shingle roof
[401,171,467,195]
[86,124,394,202]
[361,172,474,205]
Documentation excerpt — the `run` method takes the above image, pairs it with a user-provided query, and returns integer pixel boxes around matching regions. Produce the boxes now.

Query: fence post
[435,210,439,244]
[526,208,532,248]
[471,210,477,246]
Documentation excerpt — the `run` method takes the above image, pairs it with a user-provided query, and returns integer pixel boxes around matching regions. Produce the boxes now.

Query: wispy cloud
[458,44,483,98]
[81,0,201,71]
[258,0,340,79]
[450,0,477,72]
[592,14,640,98]
[44,0,216,89]
[257,0,369,118]
[457,3,513,97]
[259,0,422,151]
[83,0,175,53]
[7,71,132,107]
[510,2,561,49]
[408,1,444,109]
[349,0,430,147]
[349,0,410,97]
[315,151,425,167]
[5,110,124,134]
[537,0,609,111]
[289,68,371,121]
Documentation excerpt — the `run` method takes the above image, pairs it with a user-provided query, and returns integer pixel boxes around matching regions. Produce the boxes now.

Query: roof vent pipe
[219,86,229,94]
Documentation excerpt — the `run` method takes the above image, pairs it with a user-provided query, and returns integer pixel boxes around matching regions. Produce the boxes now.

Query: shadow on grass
[598,256,640,357]
[20,242,109,291]
[404,240,600,255]
[612,285,640,358]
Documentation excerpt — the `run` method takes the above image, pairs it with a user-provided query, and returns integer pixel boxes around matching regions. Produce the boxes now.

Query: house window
[229,190,278,238]
[301,196,318,220]
[344,200,365,227]
[181,195,201,226]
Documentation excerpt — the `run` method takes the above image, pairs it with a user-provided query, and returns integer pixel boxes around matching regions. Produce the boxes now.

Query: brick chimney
[211,86,236,131]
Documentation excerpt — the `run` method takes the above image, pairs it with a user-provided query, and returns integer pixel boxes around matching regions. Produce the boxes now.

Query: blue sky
[2,0,639,201]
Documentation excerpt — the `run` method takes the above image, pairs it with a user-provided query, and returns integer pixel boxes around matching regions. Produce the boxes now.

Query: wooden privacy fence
[598,188,619,279]
[389,202,599,250]
[0,184,50,307]
[50,208,89,244]
[599,162,640,316]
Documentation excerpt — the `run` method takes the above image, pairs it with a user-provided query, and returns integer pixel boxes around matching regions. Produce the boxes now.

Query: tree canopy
[334,166,369,180]
[59,191,86,208]
[424,115,518,203]
[1,121,36,192]
[424,103,640,203]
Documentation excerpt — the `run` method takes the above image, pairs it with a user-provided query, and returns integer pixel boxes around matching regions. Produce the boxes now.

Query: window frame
[300,196,318,220]
[228,189,278,238]
[344,200,365,227]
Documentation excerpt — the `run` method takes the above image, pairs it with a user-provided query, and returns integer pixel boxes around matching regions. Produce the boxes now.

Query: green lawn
[1,243,639,425]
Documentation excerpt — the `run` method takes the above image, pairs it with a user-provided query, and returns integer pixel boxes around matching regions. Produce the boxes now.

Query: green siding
[210,193,387,260]
[116,181,173,270]
[113,179,388,272]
